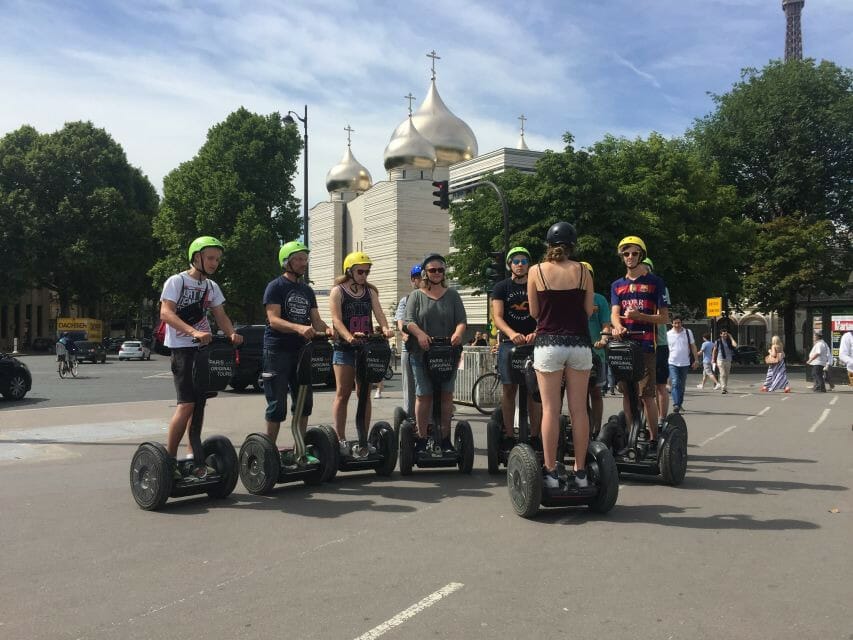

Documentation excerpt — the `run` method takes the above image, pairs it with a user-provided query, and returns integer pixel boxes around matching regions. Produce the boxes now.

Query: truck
[56,317,103,343]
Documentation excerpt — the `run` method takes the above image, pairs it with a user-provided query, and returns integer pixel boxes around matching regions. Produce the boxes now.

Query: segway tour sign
[706,297,722,318]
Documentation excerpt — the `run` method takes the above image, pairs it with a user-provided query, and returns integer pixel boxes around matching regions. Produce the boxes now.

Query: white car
[118,341,151,361]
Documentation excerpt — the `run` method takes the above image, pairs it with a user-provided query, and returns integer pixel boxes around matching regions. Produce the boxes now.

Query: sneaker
[441,437,456,453]
[172,463,183,481]
[713,383,721,390]
[696,383,704,389]
[193,464,217,479]
[721,389,728,394]
[339,440,350,456]
[304,453,320,465]
[414,438,427,454]
[543,468,560,490]
[281,451,297,466]
[374,392,382,399]
[674,405,682,413]
[573,470,589,489]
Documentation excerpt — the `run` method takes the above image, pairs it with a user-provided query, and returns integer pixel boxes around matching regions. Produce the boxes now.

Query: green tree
[151,107,302,323]
[692,59,853,353]
[0,122,159,314]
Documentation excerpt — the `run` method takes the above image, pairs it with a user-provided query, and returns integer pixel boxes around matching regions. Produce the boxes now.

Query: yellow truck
[57,317,103,342]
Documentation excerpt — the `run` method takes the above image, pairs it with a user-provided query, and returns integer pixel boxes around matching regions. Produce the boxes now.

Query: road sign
[706,297,722,317]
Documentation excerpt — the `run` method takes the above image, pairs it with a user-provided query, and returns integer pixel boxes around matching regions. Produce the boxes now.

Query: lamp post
[283,105,308,276]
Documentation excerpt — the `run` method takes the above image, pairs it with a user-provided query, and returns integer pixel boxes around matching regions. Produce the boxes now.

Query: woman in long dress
[761,335,791,393]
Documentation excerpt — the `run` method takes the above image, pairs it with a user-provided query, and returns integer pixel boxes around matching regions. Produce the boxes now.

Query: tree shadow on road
[685,453,817,474]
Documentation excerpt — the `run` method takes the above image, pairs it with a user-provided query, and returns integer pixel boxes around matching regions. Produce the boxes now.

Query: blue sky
[1,0,851,210]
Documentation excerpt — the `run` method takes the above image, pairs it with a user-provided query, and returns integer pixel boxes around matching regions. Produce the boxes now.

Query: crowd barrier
[454,345,496,405]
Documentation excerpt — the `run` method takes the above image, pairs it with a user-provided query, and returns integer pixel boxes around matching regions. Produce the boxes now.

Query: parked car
[118,341,151,361]
[733,345,760,365]
[230,325,264,392]
[102,337,125,353]
[75,340,107,364]
[0,352,32,400]
[30,337,53,352]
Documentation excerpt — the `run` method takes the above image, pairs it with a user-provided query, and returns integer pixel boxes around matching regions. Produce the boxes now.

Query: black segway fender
[585,440,619,514]
[486,408,502,475]
[304,425,337,486]
[203,435,239,500]
[369,421,397,477]
[399,420,415,476]
[506,444,542,518]
[130,441,173,511]
[393,406,407,439]
[455,420,474,474]
[239,433,280,495]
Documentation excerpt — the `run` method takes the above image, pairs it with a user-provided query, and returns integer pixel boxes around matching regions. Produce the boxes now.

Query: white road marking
[353,582,464,640]
[808,409,831,433]
[830,396,838,406]
[143,372,173,379]
[698,425,738,448]
[746,406,770,422]
[1,399,168,415]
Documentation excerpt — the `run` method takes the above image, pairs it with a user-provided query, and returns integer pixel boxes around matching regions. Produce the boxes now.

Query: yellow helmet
[579,261,594,276]
[617,235,647,255]
[343,251,373,274]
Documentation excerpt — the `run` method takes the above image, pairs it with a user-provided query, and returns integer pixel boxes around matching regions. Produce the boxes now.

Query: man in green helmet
[159,236,243,475]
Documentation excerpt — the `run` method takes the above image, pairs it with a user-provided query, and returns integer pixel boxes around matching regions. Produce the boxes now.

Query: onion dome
[411,79,478,166]
[383,116,437,171]
[516,133,529,150]
[326,145,372,194]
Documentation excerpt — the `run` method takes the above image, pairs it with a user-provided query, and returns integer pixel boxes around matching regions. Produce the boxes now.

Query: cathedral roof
[383,115,437,171]
[410,79,478,166]
[326,143,373,194]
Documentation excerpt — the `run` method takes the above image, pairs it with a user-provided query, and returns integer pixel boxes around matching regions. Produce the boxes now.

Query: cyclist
[263,241,333,452]
[329,251,394,455]
[159,236,243,473]
[528,222,594,490]
[404,253,467,453]
[395,264,422,418]
[56,332,78,370]
[492,246,540,447]
[610,235,670,446]
[579,261,611,435]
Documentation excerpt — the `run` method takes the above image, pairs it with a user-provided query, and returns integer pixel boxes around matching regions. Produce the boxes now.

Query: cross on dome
[426,50,441,80]
[404,93,416,116]
[344,124,355,146]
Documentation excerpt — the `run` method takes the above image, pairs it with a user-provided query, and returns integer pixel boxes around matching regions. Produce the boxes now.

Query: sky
[1,0,851,212]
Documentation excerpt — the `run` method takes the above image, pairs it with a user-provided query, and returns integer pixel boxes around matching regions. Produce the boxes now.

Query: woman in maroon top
[527,222,594,490]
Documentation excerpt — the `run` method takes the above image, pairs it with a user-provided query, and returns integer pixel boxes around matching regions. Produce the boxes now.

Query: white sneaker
[374,392,382,399]
[713,383,721,390]
[339,440,350,456]
[696,384,704,389]
[542,469,560,490]
[573,470,589,488]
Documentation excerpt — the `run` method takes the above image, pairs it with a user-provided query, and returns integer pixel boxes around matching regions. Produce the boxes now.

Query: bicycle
[471,366,500,415]
[57,353,79,378]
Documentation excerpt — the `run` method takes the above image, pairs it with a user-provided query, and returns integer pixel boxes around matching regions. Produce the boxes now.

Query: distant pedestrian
[760,335,790,393]
[696,332,721,390]
[712,328,738,394]
[666,316,699,413]
[806,332,831,393]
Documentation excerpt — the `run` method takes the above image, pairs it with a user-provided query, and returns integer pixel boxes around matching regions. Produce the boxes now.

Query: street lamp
[283,105,309,275]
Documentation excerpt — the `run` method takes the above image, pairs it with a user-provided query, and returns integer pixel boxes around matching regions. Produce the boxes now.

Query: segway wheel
[304,426,336,486]
[597,412,626,450]
[663,412,688,446]
[399,420,415,476]
[455,420,474,474]
[239,433,280,495]
[659,423,687,486]
[130,442,173,511]
[486,409,502,474]
[203,436,238,500]
[585,440,619,514]
[318,425,339,482]
[369,421,397,477]
[507,444,541,518]
[393,406,407,439]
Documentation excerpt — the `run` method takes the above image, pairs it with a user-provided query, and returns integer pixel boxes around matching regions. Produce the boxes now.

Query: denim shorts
[263,348,313,422]
[533,344,592,373]
[332,348,356,367]
[497,341,516,385]
[410,353,456,396]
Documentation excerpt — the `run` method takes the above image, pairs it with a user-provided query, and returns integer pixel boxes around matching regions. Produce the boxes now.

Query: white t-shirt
[807,340,831,367]
[837,332,853,373]
[160,272,225,348]
[667,327,694,367]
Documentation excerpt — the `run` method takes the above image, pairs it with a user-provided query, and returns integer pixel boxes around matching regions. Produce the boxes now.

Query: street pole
[451,179,510,277]
[284,105,309,280]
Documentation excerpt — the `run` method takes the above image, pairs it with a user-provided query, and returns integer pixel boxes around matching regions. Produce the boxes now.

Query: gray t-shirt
[404,287,467,354]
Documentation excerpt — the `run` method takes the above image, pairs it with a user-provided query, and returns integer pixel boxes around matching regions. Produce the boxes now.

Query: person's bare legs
[528,394,542,438]
[415,394,432,438]
[588,385,603,435]
[656,383,669,423]
[167,403,194,457]
[536,370,564,471]
[565,368,591,472]
[332,364,356,440]
[501,383,518,438]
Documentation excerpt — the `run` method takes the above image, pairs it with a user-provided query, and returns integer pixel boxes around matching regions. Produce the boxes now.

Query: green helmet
[506,246,531,266]
[279,240,309,267]
[642,257,654,271]
[188,236,224,264]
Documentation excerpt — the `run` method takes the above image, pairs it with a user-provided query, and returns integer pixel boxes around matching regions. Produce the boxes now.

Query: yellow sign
[57,317,103,342]
[706,297,723,318]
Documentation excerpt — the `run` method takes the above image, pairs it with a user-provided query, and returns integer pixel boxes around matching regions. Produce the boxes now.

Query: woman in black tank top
[527,222,594,490]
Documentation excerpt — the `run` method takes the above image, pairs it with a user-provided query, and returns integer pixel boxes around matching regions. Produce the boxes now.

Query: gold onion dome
[383,116,437,171]
[411,79,478,166]
[326,145,373,193]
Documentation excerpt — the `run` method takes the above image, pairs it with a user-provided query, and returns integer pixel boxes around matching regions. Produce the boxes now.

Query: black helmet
[546,221,576,246]
[421,252,446,271]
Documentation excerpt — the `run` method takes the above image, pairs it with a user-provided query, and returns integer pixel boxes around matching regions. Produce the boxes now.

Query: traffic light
[432,180,449,210]
[484,251,505,289]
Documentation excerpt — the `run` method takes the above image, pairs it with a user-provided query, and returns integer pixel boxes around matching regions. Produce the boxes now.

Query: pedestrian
[666,316,699,413]
[579,261,611,435]
[262,241,333,455]
[329,251,394,455]
[529,222,593,490]
[806,331,831,393]
[474,331,488,346]
[696,332,721,390]
[760,335,790,393]
[395,265,422,419]
[160,236,243,475]
[712,328,738,394]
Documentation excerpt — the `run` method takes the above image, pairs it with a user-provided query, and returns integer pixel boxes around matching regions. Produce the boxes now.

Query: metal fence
[454,346,496,405]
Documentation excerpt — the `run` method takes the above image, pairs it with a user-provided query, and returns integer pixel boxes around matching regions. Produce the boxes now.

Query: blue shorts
[263,348,313,422]
[497,341,516,385]
[410,353,457,396]
[332,348,356,368]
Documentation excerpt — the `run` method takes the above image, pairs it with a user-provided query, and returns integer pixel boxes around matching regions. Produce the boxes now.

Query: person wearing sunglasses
[492,246,541,447]
[610,235,670,445]
[404,253,467,453]
[329,251,394,455]
[394,264,423,419]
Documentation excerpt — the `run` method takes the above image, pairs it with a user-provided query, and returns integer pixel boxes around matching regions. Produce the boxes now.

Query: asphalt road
[0,361,850,640]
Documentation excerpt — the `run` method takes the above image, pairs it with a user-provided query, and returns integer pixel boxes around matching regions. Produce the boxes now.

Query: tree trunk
[782,303,797,361]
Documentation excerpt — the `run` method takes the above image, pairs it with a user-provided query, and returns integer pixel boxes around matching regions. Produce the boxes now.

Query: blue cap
[410,264,423,278]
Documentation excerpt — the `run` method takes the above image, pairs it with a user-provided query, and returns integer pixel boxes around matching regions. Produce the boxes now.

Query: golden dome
[326,145,373,193]
[411,79,478,166]
[383,116,437,171]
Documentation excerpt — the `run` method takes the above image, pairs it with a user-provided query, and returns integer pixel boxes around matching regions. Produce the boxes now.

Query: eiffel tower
[782,0,804,61]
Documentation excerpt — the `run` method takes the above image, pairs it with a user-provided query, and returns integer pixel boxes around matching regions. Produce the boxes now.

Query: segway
[596,332,687,485]
[505,345,619,519]
[486,344,534,474]
[130,336,239,511]
[398,338,474,475]
[335,335,397,476]
[237,337,337,495]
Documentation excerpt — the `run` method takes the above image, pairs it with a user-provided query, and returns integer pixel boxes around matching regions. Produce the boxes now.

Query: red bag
[153,319,170,356]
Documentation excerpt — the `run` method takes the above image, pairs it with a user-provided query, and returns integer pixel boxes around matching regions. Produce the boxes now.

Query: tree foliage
[151,107,303,323]
[0,122,159,313]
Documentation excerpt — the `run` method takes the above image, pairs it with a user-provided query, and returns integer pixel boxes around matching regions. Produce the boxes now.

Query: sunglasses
[426,267,445,274]
[511,258,529,265]
[355,269,370,276]
[621,251,641,258]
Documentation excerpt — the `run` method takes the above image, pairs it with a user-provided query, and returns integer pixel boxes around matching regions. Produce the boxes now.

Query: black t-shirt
[492,278,536,340]
[262,276,318,352]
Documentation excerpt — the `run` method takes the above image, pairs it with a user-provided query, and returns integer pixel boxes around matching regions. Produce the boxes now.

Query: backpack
[153,320,170,356]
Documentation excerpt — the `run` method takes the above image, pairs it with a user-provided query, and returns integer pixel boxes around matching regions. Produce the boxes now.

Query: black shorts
[171,348,197,404]
[655,346,669,385]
